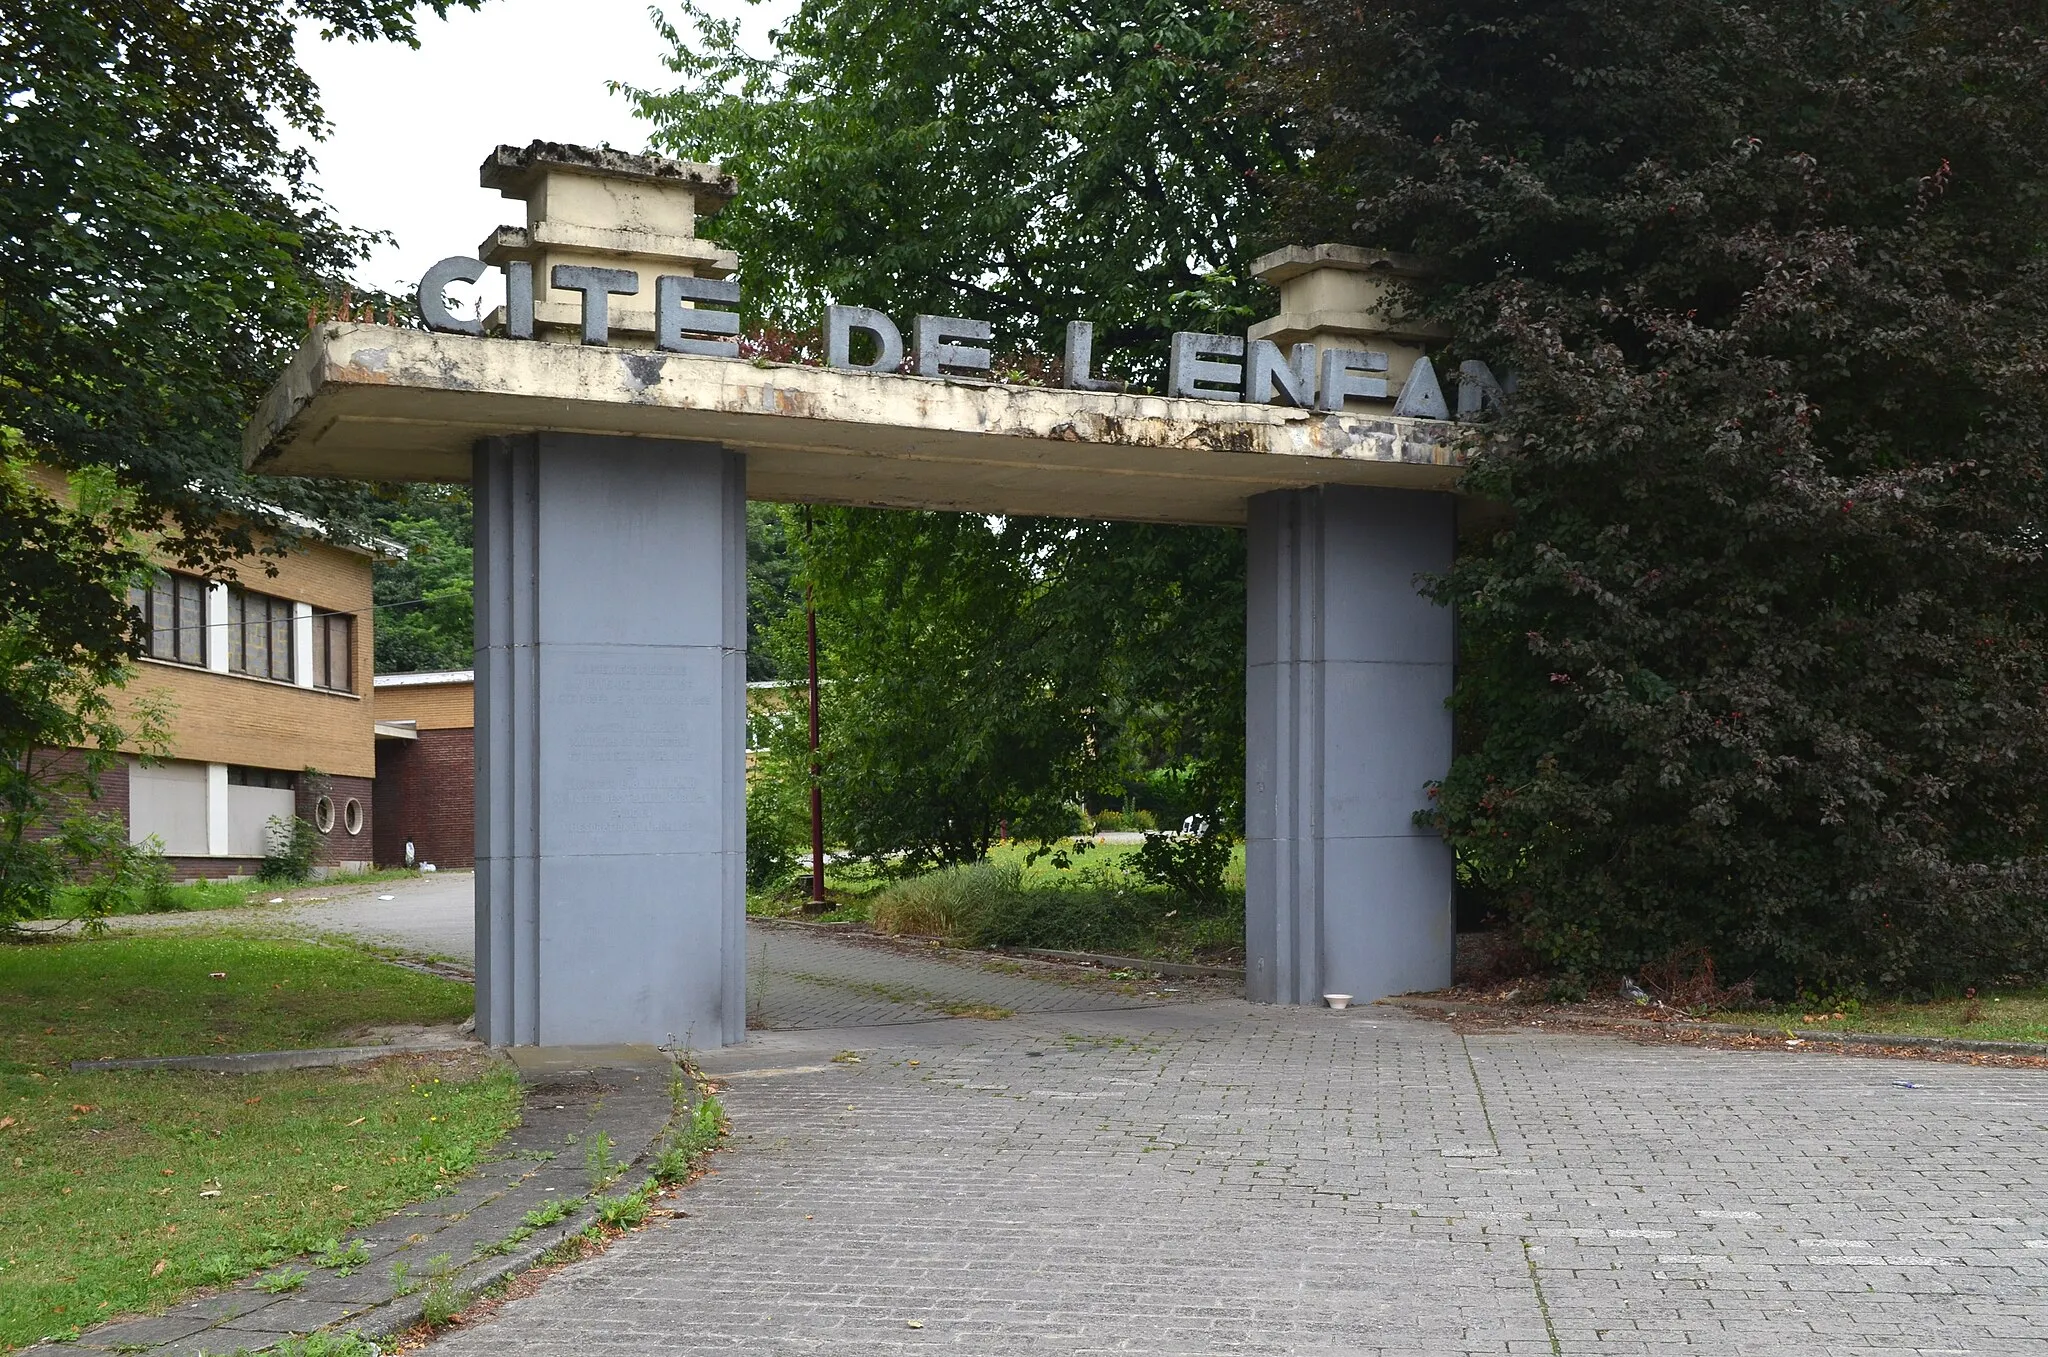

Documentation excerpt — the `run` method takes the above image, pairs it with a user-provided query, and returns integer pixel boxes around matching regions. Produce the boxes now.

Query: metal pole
[805,508,826,908]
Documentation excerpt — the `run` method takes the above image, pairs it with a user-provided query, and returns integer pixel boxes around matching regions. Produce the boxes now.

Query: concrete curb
[69,1044,468,1075]
[996,948,1245,981]
[752,916,1245,981]
[1386,996,2048,1059]
[40,1046,697,1357]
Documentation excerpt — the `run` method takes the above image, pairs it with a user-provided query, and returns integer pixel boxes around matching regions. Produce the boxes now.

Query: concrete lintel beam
[243,325,1466,527]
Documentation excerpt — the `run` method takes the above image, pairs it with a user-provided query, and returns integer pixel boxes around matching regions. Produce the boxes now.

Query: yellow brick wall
[25,464,382,779]
[374,680,474,731]
[115,537,380,779]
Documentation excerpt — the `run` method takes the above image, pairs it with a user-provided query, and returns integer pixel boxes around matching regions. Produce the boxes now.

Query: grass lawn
[0,931,517,1350]
[1716,988,2048,1044]
[37,867,424,922]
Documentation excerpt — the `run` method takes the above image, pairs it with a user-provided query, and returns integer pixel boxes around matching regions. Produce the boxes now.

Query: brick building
[33,465,397,878]
[371,670,475,869]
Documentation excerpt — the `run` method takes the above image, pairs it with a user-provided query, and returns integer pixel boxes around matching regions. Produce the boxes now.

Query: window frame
[227,586,295,683]
[129,571,209,667]
[226,766,295,790]
[313,611,354,693]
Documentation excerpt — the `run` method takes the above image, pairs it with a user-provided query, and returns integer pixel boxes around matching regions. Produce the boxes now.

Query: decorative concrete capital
[477,140,741,346]
[1248,243,1450,396]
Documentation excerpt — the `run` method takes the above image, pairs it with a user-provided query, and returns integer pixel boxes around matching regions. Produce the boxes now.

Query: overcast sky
[294,0,782,303]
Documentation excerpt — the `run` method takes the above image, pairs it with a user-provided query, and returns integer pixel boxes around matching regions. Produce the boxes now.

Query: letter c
[416,256,487,336]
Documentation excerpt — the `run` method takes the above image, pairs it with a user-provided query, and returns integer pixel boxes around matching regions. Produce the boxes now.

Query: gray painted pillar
[474,433,747,1048]
[1245,486,1456,1005]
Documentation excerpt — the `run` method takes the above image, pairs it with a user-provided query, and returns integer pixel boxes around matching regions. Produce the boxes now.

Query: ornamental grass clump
[870,861,1023,941]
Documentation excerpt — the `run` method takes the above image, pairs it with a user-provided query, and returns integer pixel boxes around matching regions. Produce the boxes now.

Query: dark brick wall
[22,749,132,842]
[373,728,474,868]
[296,772,374,867]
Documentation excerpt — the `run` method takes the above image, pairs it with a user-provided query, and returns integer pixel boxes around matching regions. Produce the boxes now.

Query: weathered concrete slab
[68,1044,465,1074]
[243,324,1461,525]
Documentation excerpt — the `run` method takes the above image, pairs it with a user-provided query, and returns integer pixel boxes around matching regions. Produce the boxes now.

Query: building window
[313,612,354,693]
[342,798,363,836]
[227,588,295,682]
[129,571,208,666]
[314,795,336,833]
[227,766,295,790]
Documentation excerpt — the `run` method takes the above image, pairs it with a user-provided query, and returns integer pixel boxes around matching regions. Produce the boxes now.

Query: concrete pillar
[1245,485,1456,1006]
[291,601,315,689]
[474,433,747,1048]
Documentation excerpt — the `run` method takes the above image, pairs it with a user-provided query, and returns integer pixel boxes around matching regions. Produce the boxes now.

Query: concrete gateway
[246,140,1489,1048]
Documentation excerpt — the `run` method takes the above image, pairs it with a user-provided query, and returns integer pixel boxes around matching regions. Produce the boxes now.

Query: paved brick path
[428,996,2048,1355]
[113,878,2048,1352]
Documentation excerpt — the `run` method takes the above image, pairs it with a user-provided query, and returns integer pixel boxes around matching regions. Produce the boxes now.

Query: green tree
[0,458,167,928]
[753,507,1245,872]
[760,509,1108,869]
[627,0,1273,372]
[3,0,477,558]
[2,1,478,767]
[371,488,476,673]
[633,0,1267,865]
[1250,0,2048,993]
[745,502,799,681]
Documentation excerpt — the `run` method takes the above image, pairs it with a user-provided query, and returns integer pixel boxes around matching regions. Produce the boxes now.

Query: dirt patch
[340,1022,478,1049]
[1389,998,2048,1069]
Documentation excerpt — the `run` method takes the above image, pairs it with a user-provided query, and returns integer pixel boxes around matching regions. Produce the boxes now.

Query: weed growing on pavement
[236,1333,382,1357]
[582,1129,621,1185]
[316,1239,369,1275]
[419,1254,463,1328]
[596,1184,654,1229]
[256,1267,307,1294]
[653,1094,726,1186]
[521,1197,577,1230]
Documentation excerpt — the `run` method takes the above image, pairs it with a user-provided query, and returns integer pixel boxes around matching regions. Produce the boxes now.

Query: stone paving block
[165,1293,278,1325]
[209,1299,364,1335]
[429,969,2048,1357]
[73,900,2048,1355]
[71,1313,219,1349]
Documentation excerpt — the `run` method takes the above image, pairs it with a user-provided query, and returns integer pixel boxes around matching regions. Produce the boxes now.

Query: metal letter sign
[413,259,1507,419]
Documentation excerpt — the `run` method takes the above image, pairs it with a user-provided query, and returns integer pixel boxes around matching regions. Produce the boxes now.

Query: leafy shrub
[1131,827,1234,912]
[2,809,136,931]
[260,814,319,883]
[1089,808,1157,832]
[745,770,808,892]
[871,861,1023,939]
[1254,0,2048,996]
[134,837,177,912]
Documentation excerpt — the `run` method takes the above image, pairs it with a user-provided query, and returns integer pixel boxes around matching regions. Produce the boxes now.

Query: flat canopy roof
[244,324,1466,527]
